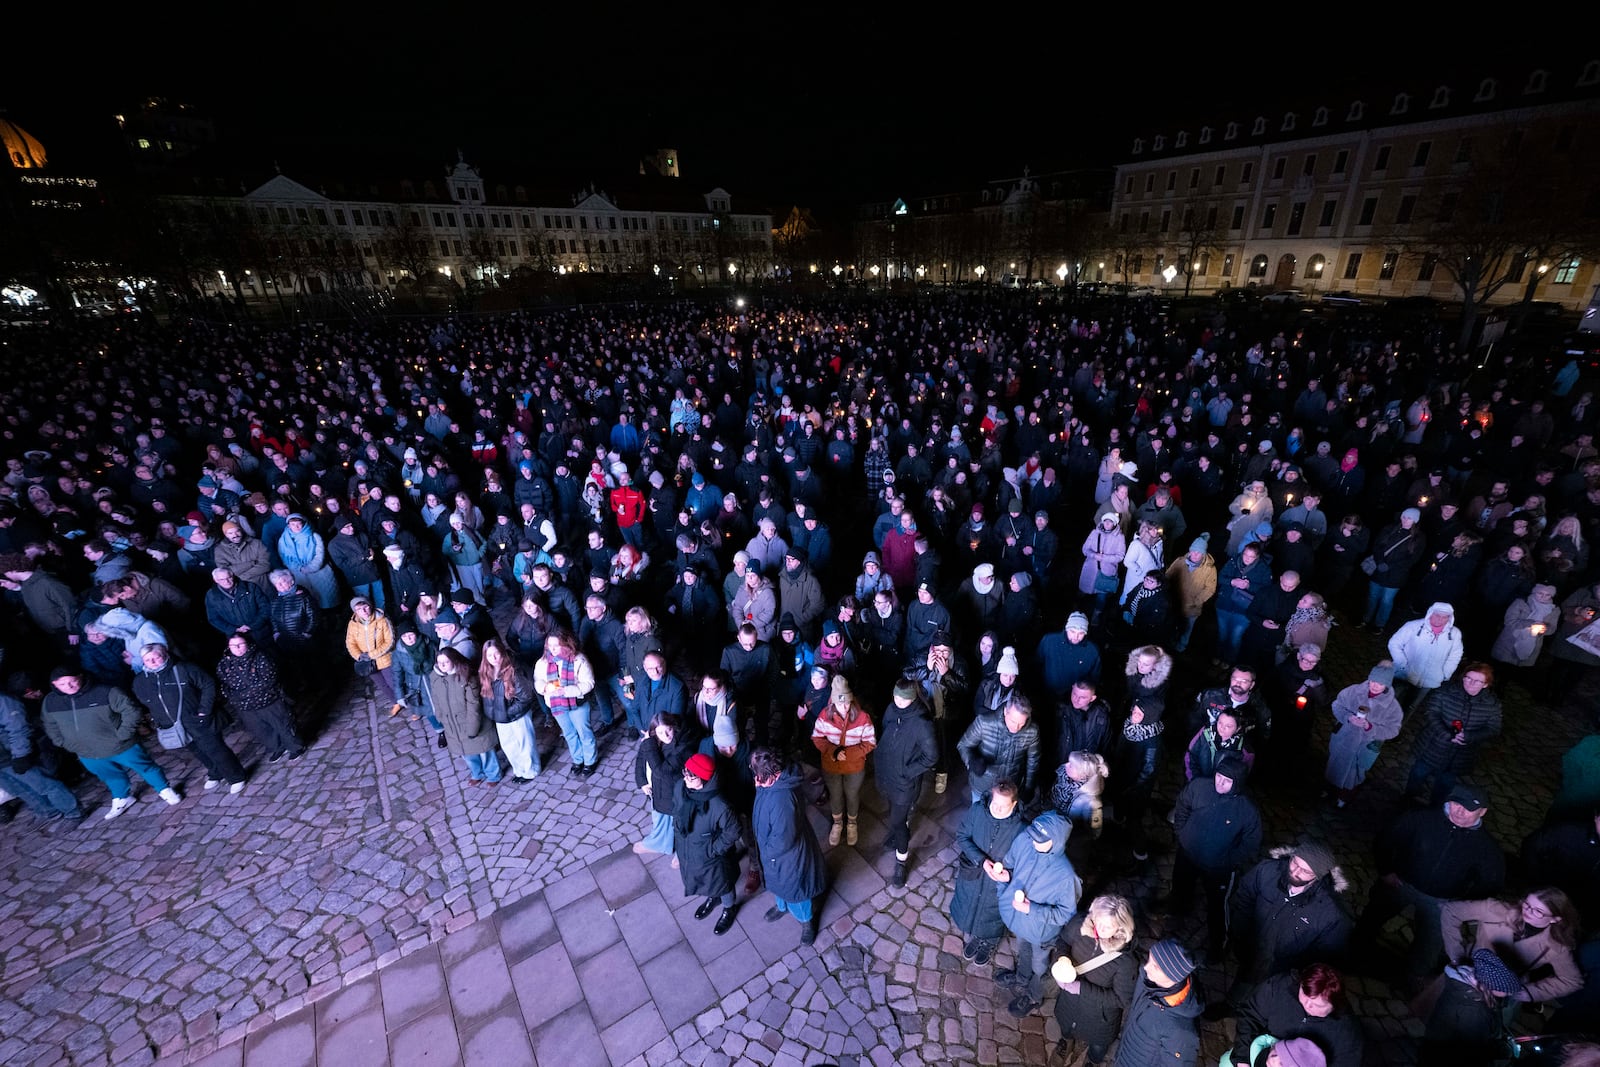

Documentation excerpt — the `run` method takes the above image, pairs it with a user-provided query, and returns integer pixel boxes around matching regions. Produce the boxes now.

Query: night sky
[8,22,1584,214]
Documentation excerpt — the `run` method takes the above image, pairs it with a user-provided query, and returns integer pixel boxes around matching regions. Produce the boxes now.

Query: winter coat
[1173,776,1263,874]
[1375,806,1506,901]
[1231,850,1354,983]
[1234,971,1365,1067]
[873,697,938,797]
[1164,554,1218,618]
[1411,682,1502,776]
[1122,648,1175,734]
[1035,632,1102,698]
[215,648,285,713]
[673,775,742,899]
[1050,919,1138,1051]
[1189,686,1273,740]
[777,563,826,636]
[752,771,827,903]
[812,701,876,776]
[1549,586,1600,667]
[1183,725,1254,781]
[132,661,219,733]
[1325,681,1403,790]
[951,797,1025,939]
[630,672,687,723]
[277,524,340,609]
[958,712,1042,798]
[270,587,318,643]
[995,812,1081,944]
[205,582,273,636]
[345,611,396,670]
[426,669,494,757]
[215,535,274,588]
[729,578,778,640]
[1388,605,1465,690]
[1079,526,1126,596]
[1120,537,1164,602]
[40,684,142,760]
[1112,971,1203,1067]
[18,570,78,635]
[1214,552,1270,616]
[482,674,534,725]
[1367,522,1425,590]
[1057,699,1113,764]
[1439,897,1582,1003]
[1489,595,1560,666]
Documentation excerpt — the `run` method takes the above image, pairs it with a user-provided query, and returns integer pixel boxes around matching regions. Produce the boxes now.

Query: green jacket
[41,684,142,759]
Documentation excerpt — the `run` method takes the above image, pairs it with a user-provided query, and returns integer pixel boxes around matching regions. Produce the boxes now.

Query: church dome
[1,117,47,170]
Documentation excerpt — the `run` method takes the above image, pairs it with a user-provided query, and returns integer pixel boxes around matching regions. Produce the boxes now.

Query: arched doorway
[1273,253,1297,289]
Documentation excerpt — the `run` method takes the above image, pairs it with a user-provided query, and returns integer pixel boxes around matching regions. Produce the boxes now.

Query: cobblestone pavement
[0,613,1587,1066]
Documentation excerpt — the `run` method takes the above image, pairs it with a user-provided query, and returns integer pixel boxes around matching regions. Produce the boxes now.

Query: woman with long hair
[425,647,501,785]
[1049,894,1138,1067]
[533,630,598,776]
[1440,887,1583,1005]
[479,639,540,782]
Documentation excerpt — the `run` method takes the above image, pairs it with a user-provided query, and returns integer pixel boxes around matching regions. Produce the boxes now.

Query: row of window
[1118,249,1582,286]
[253,204,763,237]
[1119,189,1459,237]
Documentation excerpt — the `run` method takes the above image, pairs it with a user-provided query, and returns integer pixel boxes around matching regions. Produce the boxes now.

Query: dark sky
[9,20,1586,215]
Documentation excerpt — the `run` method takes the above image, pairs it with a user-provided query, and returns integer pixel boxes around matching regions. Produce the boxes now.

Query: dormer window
[1132,137,1145,155]
[1199,126,1213,144]
[1281,112,1297,132]
[1430,86,1450,108]
[1475,78,1497,102]
[1347,101,1365,122]
[1153,135,1165,152]
[1252,116,1267,136]
[1524,69,1548,94]
[1313,107,1329,127]
[1225,122,1239,141]
[1391,92,1410,115]
[1581,60,1600,87]
[1175,131,1187,148]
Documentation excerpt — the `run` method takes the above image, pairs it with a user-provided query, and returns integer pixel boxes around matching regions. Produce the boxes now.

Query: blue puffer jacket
[995,812,1082,945]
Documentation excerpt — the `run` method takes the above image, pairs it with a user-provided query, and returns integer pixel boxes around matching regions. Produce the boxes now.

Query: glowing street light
[1056,264,1068,282]
[975,265,986,280]
[831,264,843,277]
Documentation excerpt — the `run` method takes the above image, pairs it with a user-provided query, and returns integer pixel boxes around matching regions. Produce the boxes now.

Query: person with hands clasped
[950,778,1026,968]
[811,675,876,847]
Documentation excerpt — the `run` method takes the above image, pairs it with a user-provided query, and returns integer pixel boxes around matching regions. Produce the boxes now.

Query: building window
[1241,162,1253,183]
[1307,253,1326,277]
[582,240,590,253]
[1214,165,1226,186]
[1373,146,1390,172]
[1474,78,1497,102]
[453,241,463,256]
[1412,141,1431,167]
[1287,202,1306,235]
[609,217,617,230]
[1119,213,1130,233]
[565,216,574,228]
[1397,196,1417,224]
[1555,258,1581,284]
[1379,251,1399,280]
[548,240,557,254]
[1303,154,1317,176]
[1455,138,1473,164]
[1125,176,1134,194]
[1160,210,1171,233]
[477,214,485,227]
[579,217,588,230]
[1131,254,1143,274]
[432,212,443,227]
[334,209,346,225]
[1145,174,1154,193]
[1313,107,1329,127]
[1343,253,1363,279]
[1333,150,1349,175]
[1347,101,1365,121]
[439,241,449,256]
[276,207,290,224]
[1524,69,1548,94]
[1391,92,1410,115]
[1166,172,1176,191]
[1319,200,1337,227]
[1189,168,1200,189]
[1358,197,1379,226]
[1231,206,1245,230]
[1225,122,1239,140]
[543,215,552,228]
[1417,253,1437,281]
[1430,86,1450,109]
[1205,206,1218,229]
[1139,212,1150,233]
[1437,192,1458,223]
[1198,252,1210,274]
[1223,253,1235,276]
[1272,157,1287,180]
[1262,203,1278,228]
[1249,254,1269,278]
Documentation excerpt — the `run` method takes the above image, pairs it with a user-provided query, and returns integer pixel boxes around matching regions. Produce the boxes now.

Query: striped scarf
[545,652,577,712]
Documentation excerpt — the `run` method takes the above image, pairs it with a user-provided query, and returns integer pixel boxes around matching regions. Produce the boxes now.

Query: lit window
[1554,258,1580,284]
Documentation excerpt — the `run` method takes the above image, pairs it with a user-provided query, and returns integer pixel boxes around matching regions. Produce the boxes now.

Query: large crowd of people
[1,292,1599,1065]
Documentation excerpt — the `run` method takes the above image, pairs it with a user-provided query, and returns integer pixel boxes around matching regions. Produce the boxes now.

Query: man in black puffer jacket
[874,678,938,887]
[1229,840,1353,1001]
[1113,940,1203,1066]
[132,644,248,793]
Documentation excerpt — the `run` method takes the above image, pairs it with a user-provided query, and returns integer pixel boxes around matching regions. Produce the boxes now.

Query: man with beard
[1227,839,1353,1007]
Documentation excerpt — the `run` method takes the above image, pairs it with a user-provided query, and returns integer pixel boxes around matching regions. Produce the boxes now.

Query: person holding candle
[1403,665,1502,807]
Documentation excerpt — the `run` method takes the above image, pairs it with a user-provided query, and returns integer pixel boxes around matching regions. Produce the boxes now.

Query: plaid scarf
[545,652,577,712]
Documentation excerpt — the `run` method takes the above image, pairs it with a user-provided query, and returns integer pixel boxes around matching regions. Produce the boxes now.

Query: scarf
[544,652,577,712]
[1286,605,1329,633]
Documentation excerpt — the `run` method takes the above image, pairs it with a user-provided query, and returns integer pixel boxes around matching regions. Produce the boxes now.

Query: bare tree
[377,205,437,282]
[1170,193,1229,296]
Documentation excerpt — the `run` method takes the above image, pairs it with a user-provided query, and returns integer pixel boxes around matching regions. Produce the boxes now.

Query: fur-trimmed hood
[1123,649,1174,690]
[1269,843,1350,893]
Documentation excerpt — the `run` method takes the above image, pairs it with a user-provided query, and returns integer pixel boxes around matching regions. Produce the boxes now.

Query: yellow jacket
[345,612,396,670]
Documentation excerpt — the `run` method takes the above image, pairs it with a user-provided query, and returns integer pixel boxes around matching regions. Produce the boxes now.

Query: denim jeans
[0,765,81,816]
[1365,582,1400,627]
[1404,758,1457,806]
[464,750,502,782]
[1215,610,1250,663]
[79,745,171,799]
[772,895,813,923]
[1173,613,1199,652]
[554,701,597,766]
[351,580,385,612]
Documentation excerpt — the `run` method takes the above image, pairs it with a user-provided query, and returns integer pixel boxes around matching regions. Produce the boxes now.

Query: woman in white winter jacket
[1386,602,1464,708]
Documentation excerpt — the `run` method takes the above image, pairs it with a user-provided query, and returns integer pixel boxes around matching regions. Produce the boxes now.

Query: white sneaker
[159,788,182,806]
[203,778,220,791]
[229,781,245,795]
[103,796,136,821]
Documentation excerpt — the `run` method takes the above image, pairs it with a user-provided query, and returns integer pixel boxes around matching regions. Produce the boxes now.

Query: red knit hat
[684,754,715,781]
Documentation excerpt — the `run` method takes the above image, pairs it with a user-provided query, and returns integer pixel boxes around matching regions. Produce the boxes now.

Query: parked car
[1317,290,1364,306]
[1260,288,1305,305]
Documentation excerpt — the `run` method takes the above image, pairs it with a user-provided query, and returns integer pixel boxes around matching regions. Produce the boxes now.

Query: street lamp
[1056,264,1068,285]
[975,265,986,283]
[831,264,843,277]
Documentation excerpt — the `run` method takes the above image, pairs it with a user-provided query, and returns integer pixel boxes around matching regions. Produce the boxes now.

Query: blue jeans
[0,765,81,816]
[351,580,385,612]
[771,895,813,923]
[79,745,171,799]
[554,702,597,766]
[1215,610,1250,663]
[1365,582,1400,627]
[1173,614,1198,652]
[1405,758,1456,806]
[464,750,502,782]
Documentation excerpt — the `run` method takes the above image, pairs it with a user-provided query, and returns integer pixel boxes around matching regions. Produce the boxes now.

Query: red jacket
[610,485,646,528]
